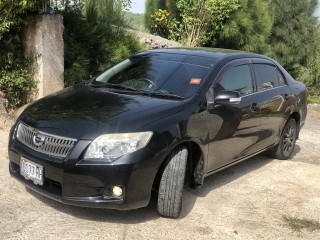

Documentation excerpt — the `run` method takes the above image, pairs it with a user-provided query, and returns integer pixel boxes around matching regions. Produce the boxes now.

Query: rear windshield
[95,53,215,98]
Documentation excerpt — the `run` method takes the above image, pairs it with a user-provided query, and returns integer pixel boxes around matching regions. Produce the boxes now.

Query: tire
[157,146,188,218]
[269,118,297,160]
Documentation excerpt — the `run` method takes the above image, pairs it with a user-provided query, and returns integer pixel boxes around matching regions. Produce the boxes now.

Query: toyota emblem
[33,133,45,147]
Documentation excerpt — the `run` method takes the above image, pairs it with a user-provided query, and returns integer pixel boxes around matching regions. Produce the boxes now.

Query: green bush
[0,53,37,108]
[308,96,320,104]
[63,2,145,87]
[0,25,38,108]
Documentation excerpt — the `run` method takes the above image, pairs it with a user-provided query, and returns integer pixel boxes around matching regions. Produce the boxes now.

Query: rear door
[206,59,261,172]
[251,58,293,149]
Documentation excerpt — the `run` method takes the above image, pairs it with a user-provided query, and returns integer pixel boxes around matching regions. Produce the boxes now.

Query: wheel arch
[152,141,205,191]
[289,111,301,137]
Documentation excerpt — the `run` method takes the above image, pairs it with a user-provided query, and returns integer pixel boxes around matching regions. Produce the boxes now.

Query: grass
[282,215,320,232]
[308,95,320,104]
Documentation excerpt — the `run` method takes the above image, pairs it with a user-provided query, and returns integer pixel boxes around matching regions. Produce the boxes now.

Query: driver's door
[206,60,262,172]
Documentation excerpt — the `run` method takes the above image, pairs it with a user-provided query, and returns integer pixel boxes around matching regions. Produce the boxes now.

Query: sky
[316,6,320,16]
[130,0,146,14]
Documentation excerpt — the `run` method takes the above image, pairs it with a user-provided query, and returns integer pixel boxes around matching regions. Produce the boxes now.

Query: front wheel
[157,146,188,218]
[269,118,297,160]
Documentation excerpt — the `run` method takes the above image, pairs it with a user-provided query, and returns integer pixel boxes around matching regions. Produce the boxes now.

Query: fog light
[112,186,123,197]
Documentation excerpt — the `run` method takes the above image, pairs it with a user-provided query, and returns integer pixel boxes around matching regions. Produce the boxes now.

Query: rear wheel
[270,118,297,160]
[157,146,188,218]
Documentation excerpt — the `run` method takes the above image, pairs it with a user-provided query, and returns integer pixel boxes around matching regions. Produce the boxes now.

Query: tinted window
[253,64,285,91]
[214,65,253,96]
[95,54,212,98]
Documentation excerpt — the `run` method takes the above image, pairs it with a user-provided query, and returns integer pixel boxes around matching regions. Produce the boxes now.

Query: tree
[84,0,131,27]
[268,0,319,73]
[214,0,272,54]
[144,0,163,31]
[0,0,39,39]
[63,0,143,86]
[296,29,320,97]
[0,0,44,107]
[176,0,240,46]
[150,9,172,38]
[146,0,239,46]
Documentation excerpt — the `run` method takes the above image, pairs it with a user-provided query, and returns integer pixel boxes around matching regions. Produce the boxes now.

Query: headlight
[84,132,153,161]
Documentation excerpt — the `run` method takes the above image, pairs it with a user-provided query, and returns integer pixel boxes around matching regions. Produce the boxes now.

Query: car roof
[146,48,268,61]
[145,48,298,85]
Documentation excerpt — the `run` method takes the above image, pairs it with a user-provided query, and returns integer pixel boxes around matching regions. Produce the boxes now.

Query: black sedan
[8,48,308,218]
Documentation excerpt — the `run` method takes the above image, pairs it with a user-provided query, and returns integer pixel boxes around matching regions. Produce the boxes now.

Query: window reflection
[95,53,214,98]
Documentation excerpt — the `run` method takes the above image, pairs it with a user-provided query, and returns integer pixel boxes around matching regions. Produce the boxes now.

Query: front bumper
[8,138,161,210]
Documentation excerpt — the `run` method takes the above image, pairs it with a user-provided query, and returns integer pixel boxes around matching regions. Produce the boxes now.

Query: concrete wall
[24,15,64,99]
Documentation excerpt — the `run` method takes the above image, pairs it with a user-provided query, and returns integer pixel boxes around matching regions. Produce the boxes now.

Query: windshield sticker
[190,78,201,84]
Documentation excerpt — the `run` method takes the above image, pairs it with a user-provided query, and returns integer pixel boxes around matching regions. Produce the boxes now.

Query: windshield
[94,53,214,99]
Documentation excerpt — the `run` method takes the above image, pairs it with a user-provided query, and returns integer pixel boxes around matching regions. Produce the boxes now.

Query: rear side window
[214,64,253,96]
[253,64,285,91]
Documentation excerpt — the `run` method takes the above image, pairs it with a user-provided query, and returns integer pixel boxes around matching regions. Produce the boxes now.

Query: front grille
[16,122,77,158]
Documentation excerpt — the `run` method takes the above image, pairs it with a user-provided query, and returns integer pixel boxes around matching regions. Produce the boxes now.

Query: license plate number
[20,157,44,186]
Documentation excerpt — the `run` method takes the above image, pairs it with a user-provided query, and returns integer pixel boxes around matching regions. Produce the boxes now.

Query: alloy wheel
[282,122,297,158]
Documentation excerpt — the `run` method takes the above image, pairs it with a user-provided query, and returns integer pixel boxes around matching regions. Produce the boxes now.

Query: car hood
[19,85,185,140]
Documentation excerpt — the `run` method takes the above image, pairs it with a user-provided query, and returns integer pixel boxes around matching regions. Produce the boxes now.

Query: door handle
[250,103,259,112]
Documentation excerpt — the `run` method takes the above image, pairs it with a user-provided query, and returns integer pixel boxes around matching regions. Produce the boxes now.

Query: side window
[253,64,285,91]
[214,64,253,96]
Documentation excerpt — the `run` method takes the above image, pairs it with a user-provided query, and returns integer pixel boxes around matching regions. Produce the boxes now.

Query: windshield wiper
[89,83,139,92]
[144,90,184,100]
[89,83,184,100]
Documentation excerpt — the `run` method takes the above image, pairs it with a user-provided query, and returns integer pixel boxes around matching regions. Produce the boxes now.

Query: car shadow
[180,154,275,218]
[291,143,301,158]
[27,151,289,222]
[181,142,303,217]
[27,188,161,223]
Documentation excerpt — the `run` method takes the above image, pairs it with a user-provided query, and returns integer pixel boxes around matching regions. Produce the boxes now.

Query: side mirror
[207,90,241,109]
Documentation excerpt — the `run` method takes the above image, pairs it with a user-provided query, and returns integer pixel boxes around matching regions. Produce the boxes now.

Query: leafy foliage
[63,0,144,87]
[145,0,240,46]
[0,27,37,107]
[151,9,177,39]
[0,0,45,39]
[175,0,240,46]
[144,0,165,31]
[0,55,37,107]
[295,40,320,97]
[215,0,272,54]
[0,0,43,107]
[268,0,319,74]
[266,0,320,97]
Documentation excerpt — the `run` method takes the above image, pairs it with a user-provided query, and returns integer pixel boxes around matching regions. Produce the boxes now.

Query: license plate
[20,157,44,186]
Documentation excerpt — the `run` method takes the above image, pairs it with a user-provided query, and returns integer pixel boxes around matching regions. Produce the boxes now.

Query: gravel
[1,103,320,239]
[131,30,182,49]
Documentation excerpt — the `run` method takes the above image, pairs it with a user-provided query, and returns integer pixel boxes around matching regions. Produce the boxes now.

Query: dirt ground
[1,109,319,240]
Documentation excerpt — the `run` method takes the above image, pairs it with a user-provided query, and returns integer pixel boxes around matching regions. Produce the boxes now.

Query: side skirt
[204,145,275,178]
